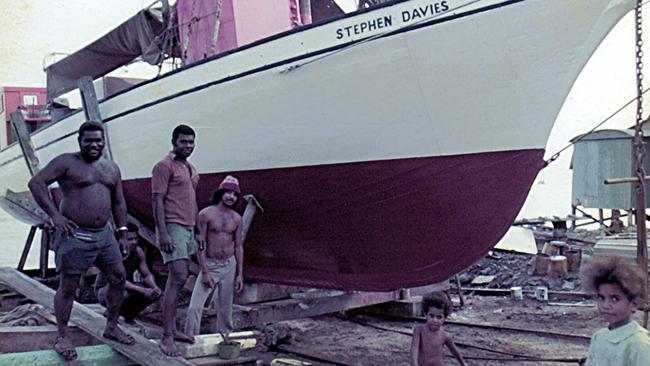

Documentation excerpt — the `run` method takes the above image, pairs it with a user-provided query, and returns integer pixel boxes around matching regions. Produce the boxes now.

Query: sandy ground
[255,294,646,366]
[3,245,647,365]
[2,278,648,365]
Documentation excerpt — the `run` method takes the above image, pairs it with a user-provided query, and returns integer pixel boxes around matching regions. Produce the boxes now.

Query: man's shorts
[53,224,122,275]
[157,223,197,264]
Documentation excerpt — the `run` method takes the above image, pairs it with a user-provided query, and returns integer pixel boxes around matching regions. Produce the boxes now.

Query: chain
[634,0,646,200]
[636,0,645,128]
[633,0,650,322]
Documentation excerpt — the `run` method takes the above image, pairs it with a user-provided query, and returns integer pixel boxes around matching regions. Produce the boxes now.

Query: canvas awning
[45,6,177,100]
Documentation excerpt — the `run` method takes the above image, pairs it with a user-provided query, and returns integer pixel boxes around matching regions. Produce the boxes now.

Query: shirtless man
[185,175,244,336]
[28,121,134,361]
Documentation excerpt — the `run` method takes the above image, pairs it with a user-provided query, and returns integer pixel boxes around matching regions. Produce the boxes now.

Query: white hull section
[0,0,633,192]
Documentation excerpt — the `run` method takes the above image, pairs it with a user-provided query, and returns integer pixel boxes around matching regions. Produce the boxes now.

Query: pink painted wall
[231,0,294,48]
[178,0,299,64]
[1,87,49,147]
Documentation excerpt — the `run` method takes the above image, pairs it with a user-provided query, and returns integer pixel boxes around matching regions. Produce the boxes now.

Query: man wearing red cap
[185,175,244,336]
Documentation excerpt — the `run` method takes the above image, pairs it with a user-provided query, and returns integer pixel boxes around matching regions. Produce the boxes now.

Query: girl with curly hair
[582,256,650,365]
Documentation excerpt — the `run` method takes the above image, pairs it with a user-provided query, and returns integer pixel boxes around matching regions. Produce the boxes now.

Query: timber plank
[0,344,135,365]
[0,267,193,366]
[229,282,446,328]
[0,189,49,226]
[0,325,100,353]
[77,76,113,160]
[9,111,40,176]
[191,355,258,365]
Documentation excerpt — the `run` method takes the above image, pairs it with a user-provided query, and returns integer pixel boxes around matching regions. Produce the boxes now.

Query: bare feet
[173,330,195,344]
[160,334,182,357]
[103,326,135,345]
[54,336,77,361]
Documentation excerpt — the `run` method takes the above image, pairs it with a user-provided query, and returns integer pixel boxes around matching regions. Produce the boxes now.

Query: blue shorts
[53,224,122,275]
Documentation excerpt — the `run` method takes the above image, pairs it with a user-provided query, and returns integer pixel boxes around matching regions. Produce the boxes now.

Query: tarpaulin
[45,7,173,100]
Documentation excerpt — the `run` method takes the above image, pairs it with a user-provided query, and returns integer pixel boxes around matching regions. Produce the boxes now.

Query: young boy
[410,292,466,366]
[582,256,650,365]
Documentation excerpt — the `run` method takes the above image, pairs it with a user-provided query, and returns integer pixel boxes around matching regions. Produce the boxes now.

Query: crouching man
[95,223,162,324]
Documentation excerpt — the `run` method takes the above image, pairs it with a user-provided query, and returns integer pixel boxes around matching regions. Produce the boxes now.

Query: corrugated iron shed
[571,129,650,209]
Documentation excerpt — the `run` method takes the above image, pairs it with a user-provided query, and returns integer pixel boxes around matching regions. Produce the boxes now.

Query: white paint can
[510,286,523,300]
[535,286,548,301]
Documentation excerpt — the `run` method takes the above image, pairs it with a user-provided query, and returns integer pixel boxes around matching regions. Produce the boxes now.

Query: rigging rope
[544,88,650,166]
[147,0,650,73]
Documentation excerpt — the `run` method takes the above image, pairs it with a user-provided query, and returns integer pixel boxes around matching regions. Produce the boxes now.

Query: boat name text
[336,16,393,39]
[335,1,449,40]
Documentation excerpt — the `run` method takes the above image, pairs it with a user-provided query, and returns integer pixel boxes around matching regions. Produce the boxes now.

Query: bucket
[549,255,568,278]
[532,253,550,276]
[218,341,241,359]
[564,247,582,272]
[510,286,523,300]
[542,241,564,256]
[535,286,548,301]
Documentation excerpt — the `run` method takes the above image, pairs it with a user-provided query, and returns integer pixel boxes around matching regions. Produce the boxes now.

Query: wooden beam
[0,325,101,353]
[241,195,263,244]
[0,344,135,365]
[77,76,113,160]
[127,213,158,249]
[39,229,50,278]
[191,356,258,365]
[0,267,194,366]
[9,111,40,176]
[235,283,301,304]
[0,189,49,226]
[78,76,102,121]
[299,0,312,24]
[17,226,38,271]
[181,333,256,359]
[226,282,446,328]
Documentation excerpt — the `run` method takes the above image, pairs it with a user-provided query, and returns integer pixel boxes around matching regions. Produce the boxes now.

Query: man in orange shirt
[152,124,200,356]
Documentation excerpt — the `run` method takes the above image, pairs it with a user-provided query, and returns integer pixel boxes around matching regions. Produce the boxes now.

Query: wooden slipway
[0,267,194,366]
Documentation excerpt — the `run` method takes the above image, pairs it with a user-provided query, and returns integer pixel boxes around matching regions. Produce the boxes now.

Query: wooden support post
[127,214,157,249]
[0,190,48,226]
[299,0,312,24]
[604,141,650,326]
[229,282,446,328]
[78,76,113,160]
[455,274,464,307]
[9,111,40,176]
[241,194,263,243]
[0,268,194,366]
[39,229,50,279]
[598,208,605,234]
[17,226,37,271]
[628,208,635,227]
[571,205,577,230]
[8,111,54,278]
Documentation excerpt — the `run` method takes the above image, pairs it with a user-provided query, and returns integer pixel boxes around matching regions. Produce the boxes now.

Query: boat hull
[124,149,543,290]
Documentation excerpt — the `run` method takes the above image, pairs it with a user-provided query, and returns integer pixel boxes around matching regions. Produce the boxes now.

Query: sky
[0,0,646,222]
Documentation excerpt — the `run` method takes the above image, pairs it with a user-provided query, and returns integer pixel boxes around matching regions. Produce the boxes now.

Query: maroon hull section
[124,149,545,291]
